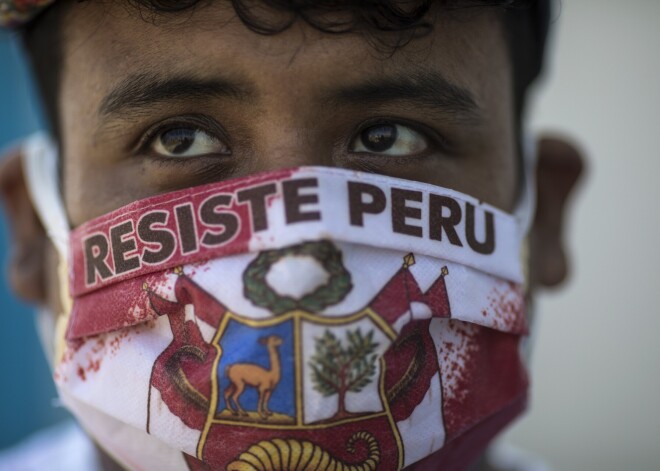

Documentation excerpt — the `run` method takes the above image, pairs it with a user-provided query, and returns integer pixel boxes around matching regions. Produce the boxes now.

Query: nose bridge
[251,108,331,171]
[245,65,342,170]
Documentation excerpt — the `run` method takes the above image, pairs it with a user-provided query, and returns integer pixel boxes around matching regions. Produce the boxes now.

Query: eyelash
[136,115,452,162]
[135,114,231,157]
[349,117,451,155]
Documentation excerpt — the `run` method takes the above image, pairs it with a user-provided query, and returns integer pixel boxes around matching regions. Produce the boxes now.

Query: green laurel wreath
[243,241,353,316]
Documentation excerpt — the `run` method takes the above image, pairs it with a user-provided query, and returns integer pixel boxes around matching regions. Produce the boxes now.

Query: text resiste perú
[83,177,495,287]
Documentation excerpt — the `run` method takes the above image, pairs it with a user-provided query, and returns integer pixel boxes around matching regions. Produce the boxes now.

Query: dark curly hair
[21,0,551,138]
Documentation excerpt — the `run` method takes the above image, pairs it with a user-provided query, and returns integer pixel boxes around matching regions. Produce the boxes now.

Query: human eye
[349,121,429,157]
[142,119,231,159]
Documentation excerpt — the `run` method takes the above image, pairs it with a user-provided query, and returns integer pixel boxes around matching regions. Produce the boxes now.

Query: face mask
[23,133,536,471]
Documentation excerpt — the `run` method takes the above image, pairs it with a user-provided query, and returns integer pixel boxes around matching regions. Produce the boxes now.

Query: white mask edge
[21,132,70,259]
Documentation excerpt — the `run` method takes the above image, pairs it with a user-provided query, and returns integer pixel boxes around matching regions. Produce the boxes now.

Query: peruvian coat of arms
[144,241,451,471]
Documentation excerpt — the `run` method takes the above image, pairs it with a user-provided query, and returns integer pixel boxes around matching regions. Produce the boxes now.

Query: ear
[529,136,586,289]
[0,149,48,303]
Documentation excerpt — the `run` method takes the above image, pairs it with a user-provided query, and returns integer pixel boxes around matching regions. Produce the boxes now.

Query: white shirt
[0,421,101,471]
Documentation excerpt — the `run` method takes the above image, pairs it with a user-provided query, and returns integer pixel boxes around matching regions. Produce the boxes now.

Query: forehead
[55,1,517,224]
[58,2,509,103]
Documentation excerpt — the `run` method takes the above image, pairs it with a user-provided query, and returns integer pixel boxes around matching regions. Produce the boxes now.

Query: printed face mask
[23,133,535,471]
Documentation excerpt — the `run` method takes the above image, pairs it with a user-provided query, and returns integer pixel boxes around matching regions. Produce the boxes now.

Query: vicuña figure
[224,335,283,419]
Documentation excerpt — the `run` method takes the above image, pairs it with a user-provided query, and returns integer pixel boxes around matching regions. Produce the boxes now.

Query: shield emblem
[198,309,403,470]
[145,241,451,470]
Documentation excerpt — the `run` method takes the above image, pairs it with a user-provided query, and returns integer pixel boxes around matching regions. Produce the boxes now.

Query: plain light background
[503,1,660,470]
[1,1,659,469]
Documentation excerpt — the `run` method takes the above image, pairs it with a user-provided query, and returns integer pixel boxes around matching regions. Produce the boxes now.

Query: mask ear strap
[514,131,538,239]
[21,132,70,259]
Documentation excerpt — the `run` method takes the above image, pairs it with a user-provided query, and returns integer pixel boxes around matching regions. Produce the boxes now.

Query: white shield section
[301,317,392,424]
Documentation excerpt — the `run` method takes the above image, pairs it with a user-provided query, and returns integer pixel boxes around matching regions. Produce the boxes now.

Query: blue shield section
[215,318,295,419]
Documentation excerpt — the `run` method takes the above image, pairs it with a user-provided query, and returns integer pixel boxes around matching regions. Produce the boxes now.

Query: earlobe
[0,150,48,303]
[529,136,586,289]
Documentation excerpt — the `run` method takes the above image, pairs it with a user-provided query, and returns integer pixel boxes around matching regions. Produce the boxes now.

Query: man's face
[56,2,517,228]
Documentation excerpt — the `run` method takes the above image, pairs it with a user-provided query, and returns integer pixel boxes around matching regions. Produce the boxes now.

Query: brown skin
[57,1,517,224]
[0,1,584,470]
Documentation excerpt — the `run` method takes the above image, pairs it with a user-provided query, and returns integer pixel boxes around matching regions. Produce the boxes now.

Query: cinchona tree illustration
[309,328,379,419]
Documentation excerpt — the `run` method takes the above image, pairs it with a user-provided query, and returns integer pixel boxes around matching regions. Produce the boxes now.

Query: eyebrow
[328,70,482,123]
[98,69,480,124]
[98,72,253,118]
